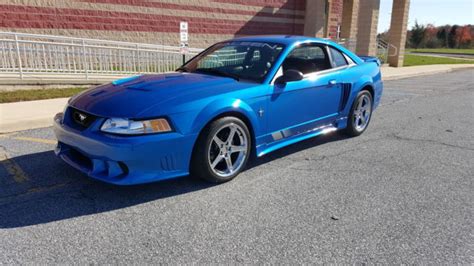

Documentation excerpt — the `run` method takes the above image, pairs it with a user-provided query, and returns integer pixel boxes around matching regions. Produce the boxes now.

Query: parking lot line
[0,134,54,183]
[12,136,57,145]
[0,150,29,183]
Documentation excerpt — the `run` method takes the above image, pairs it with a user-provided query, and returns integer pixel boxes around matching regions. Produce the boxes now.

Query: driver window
[282,45,331,74]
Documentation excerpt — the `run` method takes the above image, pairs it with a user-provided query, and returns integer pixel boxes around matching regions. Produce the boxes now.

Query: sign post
[179,21,188,65]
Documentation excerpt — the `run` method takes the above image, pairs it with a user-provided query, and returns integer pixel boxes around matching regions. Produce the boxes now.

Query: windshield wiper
[176,66,190,72]
[195,68,240,81]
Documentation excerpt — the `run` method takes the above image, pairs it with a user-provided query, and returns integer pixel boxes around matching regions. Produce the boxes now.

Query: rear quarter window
[329,47,348,68]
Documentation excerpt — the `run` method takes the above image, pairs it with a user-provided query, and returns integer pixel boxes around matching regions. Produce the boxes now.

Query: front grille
[69,107,97,129]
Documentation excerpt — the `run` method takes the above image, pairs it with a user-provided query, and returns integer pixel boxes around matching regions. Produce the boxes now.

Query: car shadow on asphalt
[0,132,349,228]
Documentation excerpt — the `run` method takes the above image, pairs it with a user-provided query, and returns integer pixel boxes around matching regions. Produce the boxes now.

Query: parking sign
[180,21,188,42]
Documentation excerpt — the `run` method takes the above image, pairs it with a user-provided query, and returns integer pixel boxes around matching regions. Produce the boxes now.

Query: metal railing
[338,37,398,64]
[377,38,398,63]
[0,32,203,79]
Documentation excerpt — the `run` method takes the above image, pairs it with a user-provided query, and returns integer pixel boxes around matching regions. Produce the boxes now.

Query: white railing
[377,38,397,63]
[0,32,203,79]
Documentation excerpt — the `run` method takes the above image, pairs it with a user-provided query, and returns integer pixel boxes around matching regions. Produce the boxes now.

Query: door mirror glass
[275,69,304,84]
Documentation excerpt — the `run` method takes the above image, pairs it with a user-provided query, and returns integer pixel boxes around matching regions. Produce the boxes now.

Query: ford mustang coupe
[54,35,383,185]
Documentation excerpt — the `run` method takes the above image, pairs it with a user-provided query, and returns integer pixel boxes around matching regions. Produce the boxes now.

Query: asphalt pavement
[0,69,473,264]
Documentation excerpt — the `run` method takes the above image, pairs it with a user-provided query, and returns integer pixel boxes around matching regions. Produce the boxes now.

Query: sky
[377,0,474,33]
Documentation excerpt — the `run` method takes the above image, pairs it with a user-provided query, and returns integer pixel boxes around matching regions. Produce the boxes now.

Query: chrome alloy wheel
[353,94,372,132]
[208,123,248,178]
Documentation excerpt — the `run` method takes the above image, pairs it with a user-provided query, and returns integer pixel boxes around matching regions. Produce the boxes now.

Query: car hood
[69,73,254,118]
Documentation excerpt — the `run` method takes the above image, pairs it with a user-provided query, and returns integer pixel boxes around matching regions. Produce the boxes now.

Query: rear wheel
[191,117,251,183]
[344,90,373,137]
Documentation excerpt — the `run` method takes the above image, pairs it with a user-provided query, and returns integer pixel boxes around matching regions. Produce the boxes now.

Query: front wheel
[191,117,251,183]
[343,90,373,137]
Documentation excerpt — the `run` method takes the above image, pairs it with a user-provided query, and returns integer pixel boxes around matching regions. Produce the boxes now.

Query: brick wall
[327,0,343,39]
[0,0,343,48]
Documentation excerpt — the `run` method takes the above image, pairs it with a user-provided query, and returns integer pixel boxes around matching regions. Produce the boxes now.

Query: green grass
[0,87,87,103]
[407,48,474,55]
[403,54,474,66]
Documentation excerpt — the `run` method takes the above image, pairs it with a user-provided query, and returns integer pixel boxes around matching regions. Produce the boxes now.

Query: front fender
[190,98,260,136]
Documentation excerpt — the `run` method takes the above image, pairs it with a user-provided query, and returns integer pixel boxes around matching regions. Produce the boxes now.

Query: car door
[267,43,343,136]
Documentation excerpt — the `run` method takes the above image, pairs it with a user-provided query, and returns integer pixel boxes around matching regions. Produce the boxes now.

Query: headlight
[100,118,172,135]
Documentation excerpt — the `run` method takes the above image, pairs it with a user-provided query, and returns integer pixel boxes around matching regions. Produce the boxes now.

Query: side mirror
[275,69,304,84]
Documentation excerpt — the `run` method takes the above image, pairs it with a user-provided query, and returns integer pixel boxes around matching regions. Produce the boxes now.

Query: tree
[405,23,472,49]
[448,25,459,48]
[456,25,472,48]
[436,25,450,48]
[409,21,426,49]
[424,24,439,48]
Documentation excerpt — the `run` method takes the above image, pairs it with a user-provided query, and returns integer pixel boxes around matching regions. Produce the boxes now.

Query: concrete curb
[1,65,473,133]
[0,117,54,133]
[0,98,68,133]
[381,64,474,81]
[382,66,474,81]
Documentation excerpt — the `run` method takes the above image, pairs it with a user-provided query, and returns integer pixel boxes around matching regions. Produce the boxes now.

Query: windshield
[178,41,285,83]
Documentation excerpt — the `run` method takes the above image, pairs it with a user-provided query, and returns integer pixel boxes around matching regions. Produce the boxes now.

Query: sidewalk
[381,64,474,80]
[1,64,473,133]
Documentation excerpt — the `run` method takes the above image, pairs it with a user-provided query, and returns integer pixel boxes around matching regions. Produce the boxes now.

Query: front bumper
[53,113,197,185]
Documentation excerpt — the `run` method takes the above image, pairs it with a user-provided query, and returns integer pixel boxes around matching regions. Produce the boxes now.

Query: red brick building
[0,0,310,47]
[0,0,410,66]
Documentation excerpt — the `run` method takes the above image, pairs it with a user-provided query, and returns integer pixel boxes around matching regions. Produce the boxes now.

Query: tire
[343,90,373,137]
[191,117,251,183]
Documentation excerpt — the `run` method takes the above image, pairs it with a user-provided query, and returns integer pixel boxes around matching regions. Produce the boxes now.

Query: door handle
[328,79,337,86]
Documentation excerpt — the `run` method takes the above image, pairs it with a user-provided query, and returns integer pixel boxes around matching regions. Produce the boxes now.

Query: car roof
[225,35,363,66]
[225,35,332,46]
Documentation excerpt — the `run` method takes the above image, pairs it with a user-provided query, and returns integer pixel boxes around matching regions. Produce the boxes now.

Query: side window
[329,47,348,67]
[282,45,331,74]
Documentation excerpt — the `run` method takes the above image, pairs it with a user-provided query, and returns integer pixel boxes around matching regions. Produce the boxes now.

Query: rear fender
[349,75,374,105]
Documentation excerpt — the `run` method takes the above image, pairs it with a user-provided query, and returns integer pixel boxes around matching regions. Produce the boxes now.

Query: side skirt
[256,121,345,157]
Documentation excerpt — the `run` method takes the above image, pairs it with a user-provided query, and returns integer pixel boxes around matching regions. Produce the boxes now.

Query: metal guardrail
[0,32,203,79]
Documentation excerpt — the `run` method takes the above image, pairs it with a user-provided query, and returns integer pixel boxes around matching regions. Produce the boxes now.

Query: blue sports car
[54,35,383,185]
